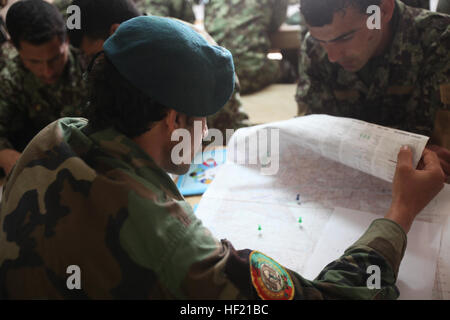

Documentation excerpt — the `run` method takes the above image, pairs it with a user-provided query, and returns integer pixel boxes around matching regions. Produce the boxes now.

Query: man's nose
[323,43,343,63]
[42,62,55,78]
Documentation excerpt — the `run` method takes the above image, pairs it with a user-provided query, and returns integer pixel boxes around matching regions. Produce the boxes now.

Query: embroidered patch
[249,251,294,300]
[440,83,450,104]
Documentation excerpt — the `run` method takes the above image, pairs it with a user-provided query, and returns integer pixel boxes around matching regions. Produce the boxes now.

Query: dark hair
[6,0,66,48]
[67,0,140,48]
[300,0,382,27]
[85,54,169,137]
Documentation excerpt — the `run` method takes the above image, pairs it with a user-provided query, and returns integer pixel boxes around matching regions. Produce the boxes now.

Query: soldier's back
[133,0,195,23]
[204,0,289,94]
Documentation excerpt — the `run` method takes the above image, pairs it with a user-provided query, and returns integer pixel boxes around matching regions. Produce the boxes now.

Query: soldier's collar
[87,126,182,196]
[386,0,423,65]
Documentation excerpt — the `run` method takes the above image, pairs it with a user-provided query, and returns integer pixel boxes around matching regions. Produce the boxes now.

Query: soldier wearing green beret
[63,0,247,137]
[204,0,290,94]
[296,0,450,178]
[0,0,87,176]
[0,15,445,300]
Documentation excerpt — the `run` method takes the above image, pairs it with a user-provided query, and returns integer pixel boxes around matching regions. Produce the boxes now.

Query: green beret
[103,16,235,117]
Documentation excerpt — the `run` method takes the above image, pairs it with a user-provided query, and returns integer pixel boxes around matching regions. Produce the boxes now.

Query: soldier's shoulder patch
[249,251,294,300]
[440,83,450,104]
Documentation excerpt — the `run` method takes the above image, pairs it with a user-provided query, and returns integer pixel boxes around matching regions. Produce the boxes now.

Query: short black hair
[300,0,382,27]
[6,0,66,49]
[85,54,169,138]
[68,0,140,48]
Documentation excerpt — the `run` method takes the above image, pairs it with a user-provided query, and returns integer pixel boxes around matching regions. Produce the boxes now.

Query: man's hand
[427,144,450,183]
[0,149,21,176]
[385,146,445,233]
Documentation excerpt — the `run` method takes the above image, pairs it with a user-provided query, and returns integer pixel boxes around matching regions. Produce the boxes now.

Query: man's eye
[339,35,354,42]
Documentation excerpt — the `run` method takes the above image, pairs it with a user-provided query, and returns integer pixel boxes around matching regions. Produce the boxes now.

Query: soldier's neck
[373,21,394,58]
[373,1,399,58]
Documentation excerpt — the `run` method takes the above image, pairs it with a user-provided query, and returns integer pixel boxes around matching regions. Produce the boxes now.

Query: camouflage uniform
[204,0,289,95]
[0,46,87,153]
[133,0,195,23]
[296,0,450,138]
[0,117,407,299]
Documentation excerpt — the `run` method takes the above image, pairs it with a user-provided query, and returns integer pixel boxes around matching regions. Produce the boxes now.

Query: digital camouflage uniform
[133,0,195,23]
[204,0,289,94]
[0,117,407,299]
[0,47,87,153]
[296,0,450,138]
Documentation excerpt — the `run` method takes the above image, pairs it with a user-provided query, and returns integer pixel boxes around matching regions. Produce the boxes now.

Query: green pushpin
[298,217,303,224]
[257,224,263,237]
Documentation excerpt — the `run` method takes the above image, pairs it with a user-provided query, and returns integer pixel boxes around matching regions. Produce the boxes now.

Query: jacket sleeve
[120,183,406,300]
[153,197,407,299]
[217,218,406,300]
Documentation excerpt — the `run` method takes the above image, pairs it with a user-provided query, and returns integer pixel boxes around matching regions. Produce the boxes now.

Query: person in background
[204,0,289,94]
[296,0,450,179]
[0,0,87,176]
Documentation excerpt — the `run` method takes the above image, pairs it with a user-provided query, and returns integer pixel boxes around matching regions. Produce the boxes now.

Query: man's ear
[380,0,395,24]
[165,109,181,134]
[109,23,120,36]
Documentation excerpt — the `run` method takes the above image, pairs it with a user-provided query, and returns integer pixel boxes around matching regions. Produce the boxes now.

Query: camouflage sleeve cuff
[345,218,407,278]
